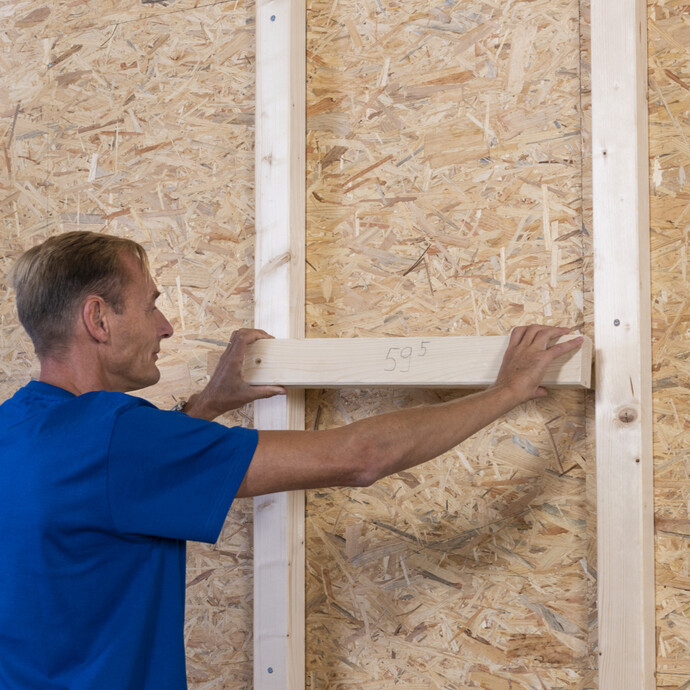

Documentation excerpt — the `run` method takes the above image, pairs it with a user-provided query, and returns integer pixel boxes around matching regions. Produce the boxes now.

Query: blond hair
[11,231,149,358]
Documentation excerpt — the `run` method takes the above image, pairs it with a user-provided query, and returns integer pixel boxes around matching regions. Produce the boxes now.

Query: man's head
[12,231,149,358]
[12,231,173,391]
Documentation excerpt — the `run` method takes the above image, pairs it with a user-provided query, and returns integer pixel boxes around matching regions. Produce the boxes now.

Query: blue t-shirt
[0,381,257,689]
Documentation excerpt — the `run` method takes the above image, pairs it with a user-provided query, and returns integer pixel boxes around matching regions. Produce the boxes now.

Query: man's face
[104,253,174,392]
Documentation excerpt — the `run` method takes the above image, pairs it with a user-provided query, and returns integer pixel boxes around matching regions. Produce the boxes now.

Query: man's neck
[39,351,110,396]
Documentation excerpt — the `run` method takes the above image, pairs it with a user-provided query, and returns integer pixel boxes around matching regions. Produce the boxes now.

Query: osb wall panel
[648,3,690,688]
[8,1,688,689]
[304,0,596,687]
[0,1,257,686]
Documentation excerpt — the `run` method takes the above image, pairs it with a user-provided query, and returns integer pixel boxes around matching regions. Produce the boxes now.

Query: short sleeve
[107,405,257,543]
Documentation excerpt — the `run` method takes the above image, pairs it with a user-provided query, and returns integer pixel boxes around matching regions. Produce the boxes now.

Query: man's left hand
[183,329,286,421]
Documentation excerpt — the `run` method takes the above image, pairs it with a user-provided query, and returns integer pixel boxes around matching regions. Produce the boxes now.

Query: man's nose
[158,311,174,339]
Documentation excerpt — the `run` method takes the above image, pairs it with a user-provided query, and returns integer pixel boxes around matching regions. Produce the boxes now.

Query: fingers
[243,328,274,343]
[253,385,287,399]
[508,325,527,347]
[239,328,274,340]
[542,335,583,360]
[519,325,570,348]
[495,325,584,405]
[223,329,274,363]
[228,328,276,349]
[531,326,571,349]
[508,324,573,350]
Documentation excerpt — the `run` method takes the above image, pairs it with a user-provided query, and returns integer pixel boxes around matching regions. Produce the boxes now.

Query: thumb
[531,386,549,399]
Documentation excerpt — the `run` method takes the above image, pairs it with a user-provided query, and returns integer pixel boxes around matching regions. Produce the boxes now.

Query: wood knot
[618,408,637,424]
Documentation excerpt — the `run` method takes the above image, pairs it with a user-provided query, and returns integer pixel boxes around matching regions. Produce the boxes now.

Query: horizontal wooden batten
[240,335,592,389]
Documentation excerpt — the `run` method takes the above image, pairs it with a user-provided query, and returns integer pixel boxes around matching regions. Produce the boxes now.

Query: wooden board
[253,0,306,688]
[242,335,592,389]
[591,0,655,687]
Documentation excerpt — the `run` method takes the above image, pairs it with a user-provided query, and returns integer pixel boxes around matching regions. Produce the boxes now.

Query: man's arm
[235,325,584,498]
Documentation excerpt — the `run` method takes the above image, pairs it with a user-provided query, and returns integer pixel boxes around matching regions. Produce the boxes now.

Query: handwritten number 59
[383,341,430,372]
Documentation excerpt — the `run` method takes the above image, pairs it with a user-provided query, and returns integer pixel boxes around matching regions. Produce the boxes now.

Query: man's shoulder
[80,389,156,410]
[0,382,156,428]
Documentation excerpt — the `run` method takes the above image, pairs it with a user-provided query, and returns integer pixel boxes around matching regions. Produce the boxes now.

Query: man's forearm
[340,385,522,486]
[239,384,522,497]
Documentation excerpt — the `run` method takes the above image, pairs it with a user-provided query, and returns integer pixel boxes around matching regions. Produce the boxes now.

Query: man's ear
[82,296,111,344]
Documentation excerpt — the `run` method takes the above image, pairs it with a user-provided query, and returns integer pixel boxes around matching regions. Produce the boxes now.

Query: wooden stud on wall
[253,0,306,687]
[591,0,655,687]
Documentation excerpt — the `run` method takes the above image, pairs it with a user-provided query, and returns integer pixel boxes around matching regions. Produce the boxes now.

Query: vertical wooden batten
[592,0,655,687]
[253,0,306,687]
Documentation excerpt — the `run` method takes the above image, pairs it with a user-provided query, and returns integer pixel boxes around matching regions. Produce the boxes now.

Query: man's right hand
[491,324,584,406]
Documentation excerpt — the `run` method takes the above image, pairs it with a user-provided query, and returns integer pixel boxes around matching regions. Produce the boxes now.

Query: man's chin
[142,366,162,389]
[122,367,162,393]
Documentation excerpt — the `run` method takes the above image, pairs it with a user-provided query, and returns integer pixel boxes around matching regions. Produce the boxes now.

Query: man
[0,231,582,689]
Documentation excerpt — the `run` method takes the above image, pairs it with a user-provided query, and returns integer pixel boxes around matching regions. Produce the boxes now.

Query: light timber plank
[243,335,592,389]
[253,0,306,688]
[591,0,655,687]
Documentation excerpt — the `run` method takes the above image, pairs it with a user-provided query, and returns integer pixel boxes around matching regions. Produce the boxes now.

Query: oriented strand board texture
[648,3,690,688]
[0,1,257,686]
[6,0,688,688]
[305,0,596,687]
